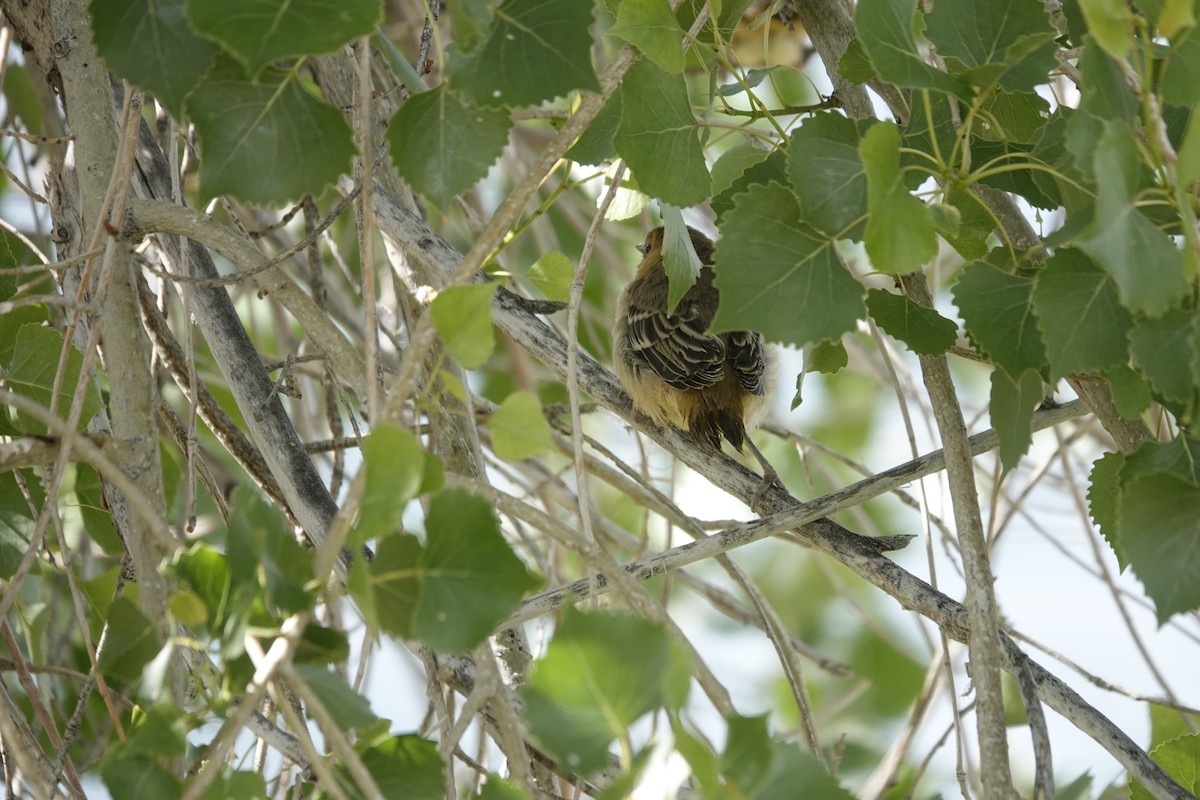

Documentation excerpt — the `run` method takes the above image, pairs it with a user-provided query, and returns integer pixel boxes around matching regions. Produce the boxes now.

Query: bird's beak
[636,242,651,255]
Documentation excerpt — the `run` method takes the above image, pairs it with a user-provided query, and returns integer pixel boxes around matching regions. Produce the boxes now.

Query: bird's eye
[636,242,651,255]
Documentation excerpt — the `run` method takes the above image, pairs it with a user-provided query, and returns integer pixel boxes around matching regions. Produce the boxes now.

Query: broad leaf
[786,112,874,240]
[351,424,430,545]
[188,57,354,204]
[860,122,937,273]
[294,665,379,731]
[1033,249,1132,381]
[855,0,968,97]
[522,606,691,773]
[953,261,1047,377]
[4,325,104,435]
[414,490,542,652]
[609,0,686,72]
[614,59,711,206]
[990,367,1043,472]
[386,85,512,210]
[1119,472,1200,622]
[186,0,380,75]
[430,283,499,369]
[866,289,958,356]
[490,391,555,461]
[925,0,1057,91]
[91,0,219,118]
[453,0,599,106]
[713,182,864,346]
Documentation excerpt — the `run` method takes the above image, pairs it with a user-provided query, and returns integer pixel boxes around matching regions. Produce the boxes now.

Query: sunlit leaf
[490,391,555,461]
[430,283,499,369]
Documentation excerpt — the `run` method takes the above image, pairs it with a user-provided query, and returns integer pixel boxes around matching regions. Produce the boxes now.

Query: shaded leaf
[453,0,599,106]
[98,597,162,685]
[713,182,864,346]
[188,57,354,204]
[786,111,874,240]
[614,59,711,206]
[866,289,958,356]
[386,85,513,210]
[609,0,686,72]
[1077,123,1188,316]
[294,664,379,731]
[4,325,104,435]
[415,490,542,652]
[1089,451,1127,568]
[1033,249,1133,381]
[1119,472,1200,622]
[855,0,968,97]
[662,206,704,311]
[953,261,1048,377]
[91,0,219,118]
[990,367,1043,472]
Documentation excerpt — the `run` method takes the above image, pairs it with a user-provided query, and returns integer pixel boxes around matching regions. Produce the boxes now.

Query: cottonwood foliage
[2,0,1200,797]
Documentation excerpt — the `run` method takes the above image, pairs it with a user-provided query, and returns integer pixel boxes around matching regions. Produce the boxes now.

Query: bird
[613,225,779,507]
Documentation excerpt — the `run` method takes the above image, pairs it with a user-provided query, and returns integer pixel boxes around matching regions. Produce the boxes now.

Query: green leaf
[953,261,1048,377]
[1066,39,1137,183]
[73,464,122,554]
[430,283,499,369]
[566,92,621,165]
[197,769,269,800]
[925,0,1057,91]
[98,597,162,684]
[226,487,315,615]
[1089,451,1127,568]
[854,0,968,98]
[91,0,219,118]
[712,148,788,225]
[662,206,704,311]
[1077,123,1188,316]
[614,59,711,206]
[187,57,354,205]
[448,0,493,54]
[1131,733,1200,800]
[860,122,937,273]
[866,289,958,356]
[838,37,878,83]
[415,490,541,652]
[163,543,233,632]
[527,251,574,302]
[4,325,105,435]
[1119,472,1200,622]
[1104,363,1152,421]
[490,391,555,461]
[941,188,996,259]
[711,140,772,197]
[1130,309,1200,406]
[476,777,528,800]
[350,735,445,800]
[351,424,429,544]
[713,182,864,346]
[1156,0,1197,37]
[720,714,774,796]
[718,67,778,97]
[186,0,380,75]
[294,664,379,730]
[806,339,849,374]
[754,742,857,800]
[295,625,351,665]
[452,0,599,106]
[369,533,422,640]
[609,0,687,72]
[990,367,1043,472]
[386,85,513,210]
[671,720,722,797]
[1078,0,1134,57]
[522,606,691,773]
[1033,249,1133,381]
[1162,24,1200,105]
[786,111,873,240]
[977,90,1052,142]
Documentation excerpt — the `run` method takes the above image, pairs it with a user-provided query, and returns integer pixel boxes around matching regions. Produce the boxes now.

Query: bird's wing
[625,301,726,391]
[725,330,767,396]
